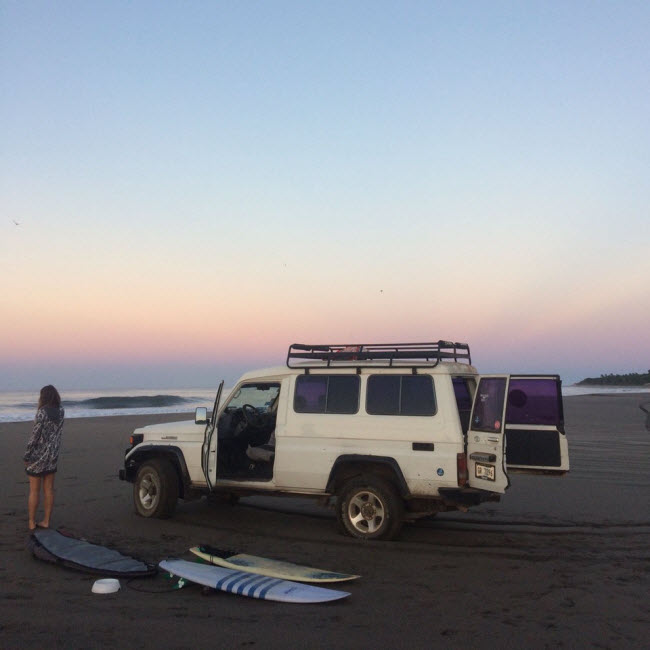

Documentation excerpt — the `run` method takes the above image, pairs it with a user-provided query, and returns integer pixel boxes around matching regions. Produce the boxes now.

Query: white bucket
[92,578,121,594]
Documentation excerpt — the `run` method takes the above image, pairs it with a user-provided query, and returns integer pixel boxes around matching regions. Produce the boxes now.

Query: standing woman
[24,385,64,531]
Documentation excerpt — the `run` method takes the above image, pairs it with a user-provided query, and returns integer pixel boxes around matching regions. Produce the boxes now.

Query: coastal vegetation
[576,371,650,386]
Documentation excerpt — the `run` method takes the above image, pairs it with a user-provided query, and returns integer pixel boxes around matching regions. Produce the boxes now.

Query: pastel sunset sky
[2,1,648,390]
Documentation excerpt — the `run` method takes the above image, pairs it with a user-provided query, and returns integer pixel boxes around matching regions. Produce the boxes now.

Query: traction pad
[29,528,156,577]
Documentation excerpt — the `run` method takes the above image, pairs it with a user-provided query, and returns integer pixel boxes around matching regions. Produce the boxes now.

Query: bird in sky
[10,219,20,226]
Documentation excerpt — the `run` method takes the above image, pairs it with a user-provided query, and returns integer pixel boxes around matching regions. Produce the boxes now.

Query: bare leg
[28,476,42,530]
[40,473,55,528]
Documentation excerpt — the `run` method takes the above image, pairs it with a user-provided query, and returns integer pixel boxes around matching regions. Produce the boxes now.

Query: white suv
[119,341,570,540]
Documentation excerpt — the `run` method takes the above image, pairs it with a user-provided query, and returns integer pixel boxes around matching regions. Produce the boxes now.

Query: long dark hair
[38,385,61,409]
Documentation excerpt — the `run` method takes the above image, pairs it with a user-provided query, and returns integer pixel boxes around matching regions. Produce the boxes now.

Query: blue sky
[1,1,649,389]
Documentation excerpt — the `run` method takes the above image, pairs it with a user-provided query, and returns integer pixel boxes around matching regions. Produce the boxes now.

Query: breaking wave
[63,395,194,409]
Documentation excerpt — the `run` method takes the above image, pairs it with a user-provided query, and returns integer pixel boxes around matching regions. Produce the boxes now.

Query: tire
[337,475,404,540]
[134,458,179,518]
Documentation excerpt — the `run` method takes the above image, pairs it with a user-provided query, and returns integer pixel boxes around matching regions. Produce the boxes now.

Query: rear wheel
[337,475,404,540]
[134,459,178,518]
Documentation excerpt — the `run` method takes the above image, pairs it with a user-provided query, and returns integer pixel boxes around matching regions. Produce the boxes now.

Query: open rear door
[504,375,569,474]
[467,375,510,493]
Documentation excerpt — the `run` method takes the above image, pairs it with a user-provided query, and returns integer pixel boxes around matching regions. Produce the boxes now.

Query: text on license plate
[475,462,495,481]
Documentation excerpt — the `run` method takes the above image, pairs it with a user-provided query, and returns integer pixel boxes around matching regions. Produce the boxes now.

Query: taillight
[457,452,468,487]
[129,434,143,447]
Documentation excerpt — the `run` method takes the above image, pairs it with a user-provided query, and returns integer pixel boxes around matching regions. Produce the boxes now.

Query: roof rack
[286,341,471,369]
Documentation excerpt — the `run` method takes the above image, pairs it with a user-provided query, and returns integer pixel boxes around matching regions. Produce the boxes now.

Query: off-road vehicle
[119,341,569,540]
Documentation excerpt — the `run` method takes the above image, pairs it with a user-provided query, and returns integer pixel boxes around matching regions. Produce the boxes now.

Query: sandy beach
[1,393,649,649]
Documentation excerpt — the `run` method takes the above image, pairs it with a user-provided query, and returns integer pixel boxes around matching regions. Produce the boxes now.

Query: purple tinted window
[294,375,360,414]
[294,376,327,413]
[326,376,360,414]
[452,377,472,410]
[401,375,436,415]
[366,376,400,414]
[453,377,473,433]
[472,378,506,432]
[505,378,561,426]
[366,375,436,416]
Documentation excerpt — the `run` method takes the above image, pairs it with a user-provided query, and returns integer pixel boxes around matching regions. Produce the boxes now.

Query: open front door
[504,375,569,474]
[467,375,510,493]
[201,381,224,490]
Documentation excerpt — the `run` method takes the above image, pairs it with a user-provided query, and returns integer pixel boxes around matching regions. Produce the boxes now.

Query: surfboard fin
[163,573,191,590]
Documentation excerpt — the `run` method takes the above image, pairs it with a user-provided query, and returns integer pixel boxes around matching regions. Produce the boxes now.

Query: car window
[505,378,562,426]
[471,377,506,432]
[452,377,473,410]
[366,375,436,416]
[294,375,360,414]
[226,383,280,411]
[453,377,474,433]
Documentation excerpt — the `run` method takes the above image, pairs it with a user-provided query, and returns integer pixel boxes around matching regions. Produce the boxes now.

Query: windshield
[225,383,280,412]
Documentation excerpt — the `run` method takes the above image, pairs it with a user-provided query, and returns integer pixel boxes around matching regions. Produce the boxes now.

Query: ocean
[0,388,221,423]
[1,385,647,424]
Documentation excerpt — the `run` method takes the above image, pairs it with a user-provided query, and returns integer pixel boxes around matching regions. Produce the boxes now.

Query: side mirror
[195,407,208,425]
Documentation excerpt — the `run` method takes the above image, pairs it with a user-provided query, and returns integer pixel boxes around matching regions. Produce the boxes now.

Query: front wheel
[337,476,404,540]
[134,459,178,518]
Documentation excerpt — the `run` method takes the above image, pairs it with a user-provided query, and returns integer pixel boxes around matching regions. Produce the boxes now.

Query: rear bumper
[438,487,501,507]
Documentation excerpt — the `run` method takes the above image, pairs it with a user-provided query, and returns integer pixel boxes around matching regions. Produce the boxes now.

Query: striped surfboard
[159,559,350,603]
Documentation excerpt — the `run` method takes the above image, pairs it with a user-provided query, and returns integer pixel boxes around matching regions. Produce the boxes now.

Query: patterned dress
[24,406,65,476]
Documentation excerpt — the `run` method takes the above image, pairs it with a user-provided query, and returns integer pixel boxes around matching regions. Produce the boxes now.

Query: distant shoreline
[576,382,650,387]
[575,372,650,387]
[568,389,649,394]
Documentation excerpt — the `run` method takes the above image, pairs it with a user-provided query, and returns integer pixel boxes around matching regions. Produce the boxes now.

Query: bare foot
[36,522,49,529]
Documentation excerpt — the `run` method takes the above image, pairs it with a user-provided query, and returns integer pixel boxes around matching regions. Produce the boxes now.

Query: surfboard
[189,545,359,583]
[30,528,156,577]
[159,558,350,603]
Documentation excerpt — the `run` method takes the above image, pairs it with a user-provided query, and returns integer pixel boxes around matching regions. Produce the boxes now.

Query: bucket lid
[92,578,120,594]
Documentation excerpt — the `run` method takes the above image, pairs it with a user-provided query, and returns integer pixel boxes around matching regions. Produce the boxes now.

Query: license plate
[475,462,495,481]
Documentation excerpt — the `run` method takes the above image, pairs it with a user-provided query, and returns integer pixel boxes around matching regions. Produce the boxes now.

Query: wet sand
[1,394,649,648]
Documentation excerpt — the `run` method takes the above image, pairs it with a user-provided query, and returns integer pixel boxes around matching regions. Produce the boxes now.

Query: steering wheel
[241,404,265,429]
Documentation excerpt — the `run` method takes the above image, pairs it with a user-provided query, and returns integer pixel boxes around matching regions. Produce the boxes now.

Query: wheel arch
[125,445,190,498]
[326,454,409,497]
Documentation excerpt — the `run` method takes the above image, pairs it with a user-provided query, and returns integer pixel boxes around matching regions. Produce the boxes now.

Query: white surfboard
[189,546,359,583]
[159,559,350,603]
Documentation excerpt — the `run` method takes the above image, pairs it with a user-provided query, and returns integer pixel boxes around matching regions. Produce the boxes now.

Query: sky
[1,1,649,390]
